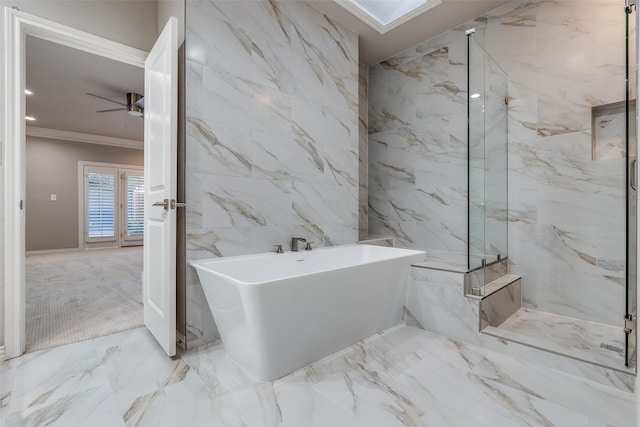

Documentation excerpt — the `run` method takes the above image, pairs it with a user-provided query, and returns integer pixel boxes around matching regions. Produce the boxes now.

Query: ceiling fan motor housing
[127,92,144,117]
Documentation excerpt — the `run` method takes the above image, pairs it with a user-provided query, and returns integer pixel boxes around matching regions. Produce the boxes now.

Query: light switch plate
[50,194,57,201]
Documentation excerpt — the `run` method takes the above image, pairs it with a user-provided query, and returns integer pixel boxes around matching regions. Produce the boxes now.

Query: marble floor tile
[1,324,636,427]
[469,351,636,427]
[395,355,589,427]
[122,370,225,427]
[0,360,16,422]
[217,380,361,427]
[97,328,192,416]
[7,340,107,414]
[492,308,628,370]
[5,386,125,427]
[181,340,259,395]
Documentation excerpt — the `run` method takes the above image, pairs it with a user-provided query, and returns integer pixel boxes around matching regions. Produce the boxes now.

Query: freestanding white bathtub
[190,244,425,380]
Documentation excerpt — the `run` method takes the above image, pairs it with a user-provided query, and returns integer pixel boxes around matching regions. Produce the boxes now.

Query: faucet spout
[291,237,306,252]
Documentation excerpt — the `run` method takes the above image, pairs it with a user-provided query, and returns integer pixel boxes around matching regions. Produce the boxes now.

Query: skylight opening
[337,0,442,34]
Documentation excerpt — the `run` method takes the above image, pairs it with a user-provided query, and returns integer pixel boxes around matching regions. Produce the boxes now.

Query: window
[84,166,118,244]
[81,163,143,248]
[124,171,144,242]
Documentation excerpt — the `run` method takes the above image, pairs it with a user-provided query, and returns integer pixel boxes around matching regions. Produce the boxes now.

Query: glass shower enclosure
[625,2,637,367]
[465,3,637,368]
[467,31,508,291]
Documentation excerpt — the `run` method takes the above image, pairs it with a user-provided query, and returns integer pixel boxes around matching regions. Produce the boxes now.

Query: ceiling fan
[86,92,144,117]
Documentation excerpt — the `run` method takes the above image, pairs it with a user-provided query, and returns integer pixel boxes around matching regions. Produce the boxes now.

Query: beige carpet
[25,247,143,352]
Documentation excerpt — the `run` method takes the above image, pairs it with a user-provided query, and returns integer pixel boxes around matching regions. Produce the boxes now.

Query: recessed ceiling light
[25,115,36,121]
[336,0,442,34]
[25,89,33,95]
[470,93,481,99]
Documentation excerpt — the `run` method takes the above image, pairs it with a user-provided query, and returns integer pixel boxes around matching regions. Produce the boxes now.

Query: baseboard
[26,248,79,255]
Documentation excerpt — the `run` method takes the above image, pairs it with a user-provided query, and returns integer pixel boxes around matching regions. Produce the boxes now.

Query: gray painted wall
[25,136,143,251]
[0,0,159,51]
[158,0,185,44]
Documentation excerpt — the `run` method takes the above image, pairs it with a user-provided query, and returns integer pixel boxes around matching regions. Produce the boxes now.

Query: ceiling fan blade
[97,107,128,113]
[86,92,128,107]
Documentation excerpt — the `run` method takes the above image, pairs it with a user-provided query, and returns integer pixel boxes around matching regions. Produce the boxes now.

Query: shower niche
[592,100,636,161]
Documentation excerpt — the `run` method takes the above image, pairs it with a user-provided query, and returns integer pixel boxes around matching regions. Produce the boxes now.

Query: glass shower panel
[467,33,509,289]
[483,51,508,265]
[468,35,486,272]
[625,4,637,368]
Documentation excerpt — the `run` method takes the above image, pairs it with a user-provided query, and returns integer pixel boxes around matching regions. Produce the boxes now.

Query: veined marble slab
[484,273,521,297]
[412,249,468,272]
[480,278,522,330]
[368,0,630,335]
[406,265,635,391]
[484,308,632,373]
[185,0,360,347]
[1,325,636,426]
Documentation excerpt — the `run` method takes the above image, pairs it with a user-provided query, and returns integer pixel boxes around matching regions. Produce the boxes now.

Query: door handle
[153,199,170,211]
[170,199,186,209]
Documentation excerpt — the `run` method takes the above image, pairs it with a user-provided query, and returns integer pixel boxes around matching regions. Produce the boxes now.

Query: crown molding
[26,126,143,150]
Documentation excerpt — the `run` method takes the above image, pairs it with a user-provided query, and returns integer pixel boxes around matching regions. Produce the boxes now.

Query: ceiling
[308,0,508,65]
[23,0,506,142]
[26,35,144,142]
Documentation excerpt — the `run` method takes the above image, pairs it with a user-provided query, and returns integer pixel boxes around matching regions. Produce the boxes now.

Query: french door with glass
[82,163,143,249]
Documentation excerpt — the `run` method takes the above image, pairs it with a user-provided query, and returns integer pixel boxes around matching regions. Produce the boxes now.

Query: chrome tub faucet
[291,237,307,251]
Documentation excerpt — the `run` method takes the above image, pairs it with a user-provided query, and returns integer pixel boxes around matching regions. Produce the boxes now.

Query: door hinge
[19,200,23,210]
[624,314,635,334]
[505,97,509,105]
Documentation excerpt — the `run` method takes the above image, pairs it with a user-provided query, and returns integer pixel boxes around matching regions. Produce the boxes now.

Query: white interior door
[143,17,178,356]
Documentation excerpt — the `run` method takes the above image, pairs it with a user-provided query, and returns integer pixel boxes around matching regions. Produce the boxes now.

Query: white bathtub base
[191,244,425,380]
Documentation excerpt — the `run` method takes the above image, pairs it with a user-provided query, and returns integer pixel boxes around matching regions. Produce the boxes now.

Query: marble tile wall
[185,0,359,346]
[405,266,635,392]
[369,0,629,327]
[484,0,629,326]
[0,162,3,346]
[367,24,475,254]
[479,278,521,330]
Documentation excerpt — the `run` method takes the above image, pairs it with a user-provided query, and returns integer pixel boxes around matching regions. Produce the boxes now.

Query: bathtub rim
[189,243,426,287]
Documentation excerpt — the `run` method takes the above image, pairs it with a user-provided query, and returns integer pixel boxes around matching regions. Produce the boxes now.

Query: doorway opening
[4,8,179,360]
[24,35,145,352]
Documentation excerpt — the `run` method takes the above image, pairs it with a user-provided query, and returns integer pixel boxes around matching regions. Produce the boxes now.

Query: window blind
[87,172,115,238]
[126,175,144,237]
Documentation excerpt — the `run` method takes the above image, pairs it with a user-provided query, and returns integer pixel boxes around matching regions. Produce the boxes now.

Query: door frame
[3,8,147,358]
